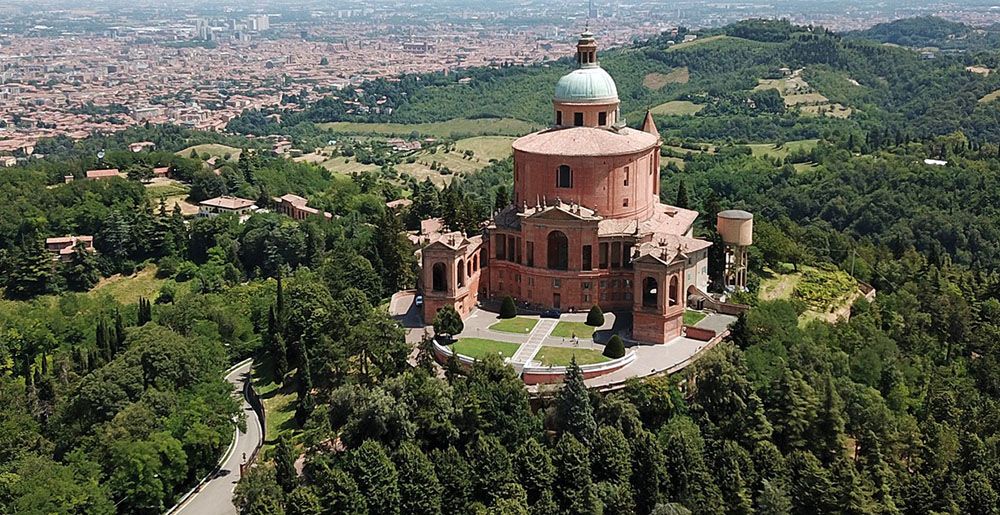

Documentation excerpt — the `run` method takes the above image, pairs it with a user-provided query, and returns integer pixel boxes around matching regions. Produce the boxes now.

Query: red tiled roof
[512,126,658,157]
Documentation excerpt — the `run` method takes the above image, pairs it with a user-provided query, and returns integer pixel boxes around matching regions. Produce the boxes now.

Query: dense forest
[6,16,1000,515]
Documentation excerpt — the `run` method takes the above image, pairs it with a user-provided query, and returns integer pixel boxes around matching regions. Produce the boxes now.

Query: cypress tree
[813,374,846,465]
[676,180,690,209]
[555,359,597,444]
[274,434,298,493]
[113,309,126,353]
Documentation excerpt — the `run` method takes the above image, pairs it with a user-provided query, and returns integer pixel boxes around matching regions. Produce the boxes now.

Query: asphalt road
[169,360,262,515]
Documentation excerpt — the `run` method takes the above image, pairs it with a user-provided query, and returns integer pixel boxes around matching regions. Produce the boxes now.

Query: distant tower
[717,210,753,291]
[589,0,598,19]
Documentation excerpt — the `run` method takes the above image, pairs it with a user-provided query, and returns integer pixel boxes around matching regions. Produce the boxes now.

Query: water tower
[717,210,753,291]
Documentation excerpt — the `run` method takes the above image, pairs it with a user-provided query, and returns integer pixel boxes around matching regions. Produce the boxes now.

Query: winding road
[167,359,263,515]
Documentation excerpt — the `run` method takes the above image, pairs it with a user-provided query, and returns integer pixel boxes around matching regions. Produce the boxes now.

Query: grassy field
[649,100,704,116]
[90,264,191,305]
[642,67,690,89]
[980,89,1000,104]
[489,317,538,334]
[534,346,610,366]
[550,321,596,339]
[319,135,514,186]
[252,360,299,450]
[684,310,707,326]
[800,103,853,119]
[747,139,820,159]
[667,35,728,51]
[316,118,538,138]
[176,144,242,161]
[452,338,521,360]
[146,180,189,199]
[454,136,515,159]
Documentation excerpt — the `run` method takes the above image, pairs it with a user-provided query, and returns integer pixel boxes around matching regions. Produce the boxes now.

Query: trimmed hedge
[500,296,517,319]
[586,305,605,327]
[603,335,625,359]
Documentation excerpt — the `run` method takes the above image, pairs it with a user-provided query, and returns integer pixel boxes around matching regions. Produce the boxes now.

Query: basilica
[420,31,719,345]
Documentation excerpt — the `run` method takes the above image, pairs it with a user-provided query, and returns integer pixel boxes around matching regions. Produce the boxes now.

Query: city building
[198,196,258,219]
[272,193,333,221]
[85,168,121,180]
[45,235,95,262]
[420,32,723,346]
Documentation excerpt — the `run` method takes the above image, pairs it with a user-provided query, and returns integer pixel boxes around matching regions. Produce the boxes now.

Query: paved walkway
[510,318,558,366]
[168,360,262,515]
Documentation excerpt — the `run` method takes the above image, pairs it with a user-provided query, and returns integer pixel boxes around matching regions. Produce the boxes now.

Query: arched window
[473,253,479,271]
[669,276,679,306]
[432,263,447,292]
[547,231,569,270]
[643,277,658,308]
[467,259,472,277]
[457,259,466,288]
[556,165,572,188]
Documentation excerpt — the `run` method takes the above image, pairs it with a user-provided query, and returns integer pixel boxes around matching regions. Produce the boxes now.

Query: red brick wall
[513,147,659,221]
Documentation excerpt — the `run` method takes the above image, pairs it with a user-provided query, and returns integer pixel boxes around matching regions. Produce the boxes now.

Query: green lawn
[452,338,521,360]
[684,310,707,326]
[252,360,299,448]
[550,321,596,339]
[746,139,819,159]
[489,317,538,334]
[535,346,611,366]
[316,118,538,138]
[649,100,704,116]
[90,264,191,305]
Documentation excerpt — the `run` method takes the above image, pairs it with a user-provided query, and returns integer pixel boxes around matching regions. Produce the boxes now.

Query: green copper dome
[554,66,619,103]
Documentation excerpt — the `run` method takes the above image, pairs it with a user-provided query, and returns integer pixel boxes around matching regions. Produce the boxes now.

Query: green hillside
[229,18,1000,147]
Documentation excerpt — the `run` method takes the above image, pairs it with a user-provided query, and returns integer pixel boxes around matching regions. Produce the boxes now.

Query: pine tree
[432,446,473,515]
[555,359,597,444]
[787,451,837,514]
[395,442,442,515]
[432,305,464,341]
[661,416,725,514]
[345,440,400,515]
[274,434,298,493]
[631,429,670,514]
[312,465,366,514]
[5,241,55,299]
[62,244,100,292]
[813,374,846,465]
[552,434,600,514]
[756,479,792,515]
[765,367,818,452]
[467,435,516,506]
[513,439,555,506]
[286,485,323,515]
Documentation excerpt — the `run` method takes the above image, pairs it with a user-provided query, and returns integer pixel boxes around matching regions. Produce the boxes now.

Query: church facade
[421,31,712,345]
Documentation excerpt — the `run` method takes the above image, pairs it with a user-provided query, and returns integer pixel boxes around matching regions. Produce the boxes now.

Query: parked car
[415,295,423,307]
[540,309,561,319]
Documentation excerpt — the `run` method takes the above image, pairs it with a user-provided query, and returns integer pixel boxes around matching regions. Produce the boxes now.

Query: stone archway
[547,231,569,270]
[642,276,658,308]
[432,262,447,292]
